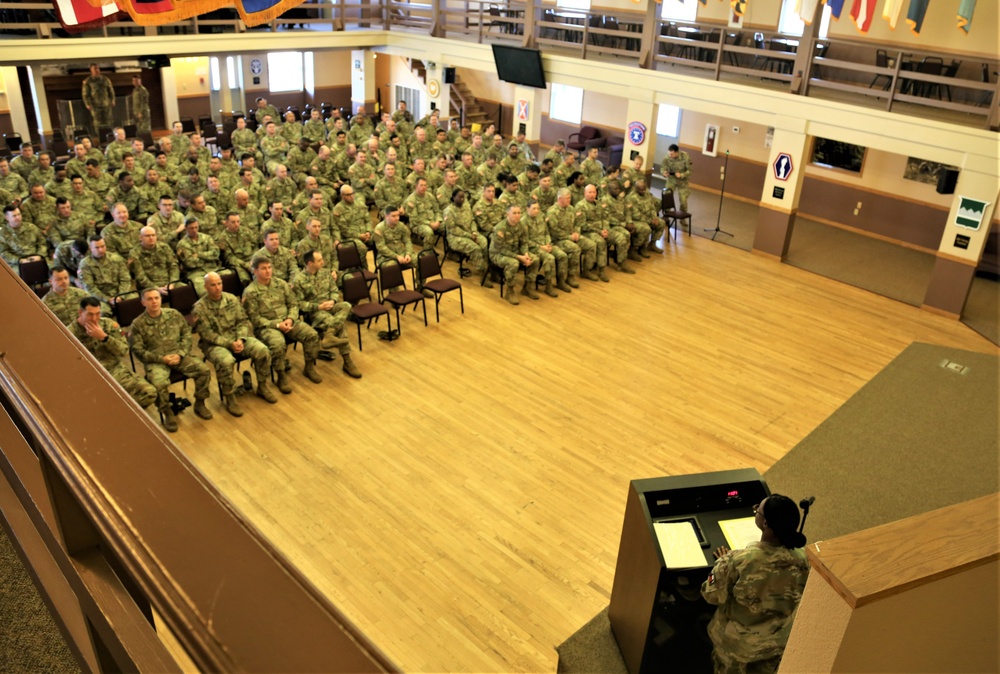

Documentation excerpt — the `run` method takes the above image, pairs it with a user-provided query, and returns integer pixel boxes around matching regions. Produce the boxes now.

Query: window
[778,0,831,37]
[549,83,583,125]
[557,0,590,10]
[210,57,221,92]
[660,0,697,22]
[656,104,681,137]
[226,56,239,90]
[267,52,304,93]
[395,85,421,119]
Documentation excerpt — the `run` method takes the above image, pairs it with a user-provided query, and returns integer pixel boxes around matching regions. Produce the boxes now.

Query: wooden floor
[171,233,996,673]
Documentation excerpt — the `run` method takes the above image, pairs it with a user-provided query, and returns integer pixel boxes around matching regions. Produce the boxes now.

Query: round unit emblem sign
[428,80,440,97]
[628,121,647,145]
[250,58,262,75]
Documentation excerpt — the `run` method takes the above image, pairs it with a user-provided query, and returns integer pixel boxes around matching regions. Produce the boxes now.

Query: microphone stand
[798,496,816,533]
[704,149,734,240]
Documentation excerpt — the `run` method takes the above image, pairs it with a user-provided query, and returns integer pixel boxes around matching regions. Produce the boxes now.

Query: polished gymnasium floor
[170,229,995,673]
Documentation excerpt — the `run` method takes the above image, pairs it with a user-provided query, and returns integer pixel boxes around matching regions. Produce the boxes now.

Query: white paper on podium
[718,517,760,551]
[653,521,706,568]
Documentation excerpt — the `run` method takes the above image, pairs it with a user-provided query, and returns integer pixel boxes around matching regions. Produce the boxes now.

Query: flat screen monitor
[491,45,546,89]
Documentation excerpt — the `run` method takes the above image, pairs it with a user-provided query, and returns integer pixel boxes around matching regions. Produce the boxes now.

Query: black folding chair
[417,250,463,323]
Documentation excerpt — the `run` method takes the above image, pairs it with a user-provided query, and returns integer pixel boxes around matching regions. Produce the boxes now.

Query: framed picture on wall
[703,124,719,157]
[810,137,866,174]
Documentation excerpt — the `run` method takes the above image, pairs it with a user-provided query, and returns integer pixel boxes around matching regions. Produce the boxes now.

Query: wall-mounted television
[491,45,546,89]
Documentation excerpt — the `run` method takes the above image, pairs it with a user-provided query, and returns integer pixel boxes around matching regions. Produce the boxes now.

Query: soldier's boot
[341,354,363,379]
[557,270,573,293]
[582,268,600,282]
[161,408,179,433]
[628,247,643,262]
[320,331,349,351]
[480,267,494,289]
[505,286,520,305]
[544,279,559,298]
[418,283,434,299]
[276,369,293,394]
[256,381,278,404]
[521,282,540,300]
[193,398,213,420]
[598,266,610,282]
[618,260,637,275]
[304,359,323,384]
[649,241,664,253]
[638,245,651,258]
[223,393,244,417]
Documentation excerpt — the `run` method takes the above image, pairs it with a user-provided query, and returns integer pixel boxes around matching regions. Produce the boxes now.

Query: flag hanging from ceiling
[796,0,819,24]
[825,0,846,20]
[731,0,748,18]
[882,0,904,28]
[234,0,309,25]
[52,0,120,32]
[116,0,305,25]
[957,0,976,33]
[905,0,930,34]
[849,0,875,32]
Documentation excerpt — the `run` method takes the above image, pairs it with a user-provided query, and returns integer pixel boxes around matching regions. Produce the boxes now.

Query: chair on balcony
[870,49,893,90]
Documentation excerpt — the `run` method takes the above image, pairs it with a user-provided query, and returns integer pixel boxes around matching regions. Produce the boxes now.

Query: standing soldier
[489,204,539,306]
[663,143,693,213]
[82,64,116,135]
[293,250,362,378]
[130,288,213,432]
[193,271,278,415]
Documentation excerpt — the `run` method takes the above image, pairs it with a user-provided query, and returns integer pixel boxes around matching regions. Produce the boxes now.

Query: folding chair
[342,272,391,350]
[417,250,463,323]
[378,262,427,334]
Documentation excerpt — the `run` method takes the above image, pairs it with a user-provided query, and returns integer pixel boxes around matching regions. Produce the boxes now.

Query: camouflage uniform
[72,316,156,408]
[0,223,47,275]
[263,176,297,210]
[46,213,91,249]
[105,185,143,218]
[84,171,115,199]
[243,276,320,373]
[576,198,613,270]
[348,115,374,147]
[79,253,132,313]
[100,221,143,259]
[217,226,258,284]
[285,146,317,182]
[497,188,528,214]
[499,154,527,178]
[626,189,664,252]
[201,190,233,220]
[131,83,151,134]
[45,178,73,202]
[254,104,280,125]
[28,166,55,188]
[524,210,567,291]
[373,219,413,268]
[105,140,131,171]
[69,187,106,226]
[348,162,378,205]
[293,268,354,357]
[294,206,333,239]
[477,161,500,190]
[146,211,186,249]
[302,119,327,144]
[602,192,645,263]
[373,177,408,214]
[0,171,28,200]
[489,216,539,295]
[472,197,504,237]
[231,128,258,159]
[175,233,221,296]
[530,185,557,213]
[260,135,290,175]
[21,195,58,233]
[130,242,179,291]
[332,198,372,263]
[404,190,442,255]
[545,202,587,282]
[82,72,116,132]
[253,245,299,282]
[295,234,338,272]
[130,308,212,411]
[53,241,87,277]
[701,542,809,674]
[442,202,487,273]
[580,157,604,186]
[42,285,89,326]
[280,121,303,145]
[663,150,693,212]
[621,166,645,193]
[193,291,272,396]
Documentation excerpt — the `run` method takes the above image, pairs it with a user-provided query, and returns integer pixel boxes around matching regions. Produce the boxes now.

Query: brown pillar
[754,206,797,260]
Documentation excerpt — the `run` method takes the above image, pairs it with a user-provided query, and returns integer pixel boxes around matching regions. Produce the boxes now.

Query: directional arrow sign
[773,152,793,181]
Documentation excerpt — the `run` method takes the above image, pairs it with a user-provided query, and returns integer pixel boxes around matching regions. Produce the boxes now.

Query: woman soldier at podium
[699,494,810,674]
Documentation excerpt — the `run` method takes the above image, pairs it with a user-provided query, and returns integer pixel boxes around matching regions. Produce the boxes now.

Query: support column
[161,63,181,130]
[351,49,376,114]
[922,166,1000,318]
[27,66,50,137]
[624,93,656,176]
[512,85,542,147]
[1,66,32,140]
[218,57,233,121]
[752,124,808,260]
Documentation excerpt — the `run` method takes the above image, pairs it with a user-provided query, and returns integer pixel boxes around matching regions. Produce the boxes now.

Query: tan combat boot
[649,241,664,253]
[505,286,520,305]
[481,268,494,289]
[341,354,362,379]
[223,392,244,417]
[276,369,293,394]
[628,248,643,262]
[193,398,213,420]
[557,273,573,293]
[303,359,323,384]
[161,408,178,433]
[521,282,540,300]
[583,269,599,282]
[544,280,558,297]
[638,245,651,258]
[618,260,637,274]
[257,381,278,403]
[598,267,610,282]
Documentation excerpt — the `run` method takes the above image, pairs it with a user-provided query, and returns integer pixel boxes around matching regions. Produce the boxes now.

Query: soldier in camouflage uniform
[254,97,280,125]
[294,189,332,239]
[456,152,484,201]
[231,117,258,161]
[53,239,89,279]
[348,106,374,148]
[499,142,527,178]
[82,64,116,134]
[193,272,277,416]
[243,256,323,391]
[42,265,89,326]
[84,160,115,200]
[663,144,693,212]
[293,250,362,378]
[626,180,666,254]
[105,172,143,218]
[68,175,105,227]
[442,189,491,288]
[580,146,605,187]
[260,201,296,248]
[435,169,460,212]
[524,200,570,296]
[497,174,528,213]
[20,184,57,238]
[373,206,414,292]
[603,180,649,262]
[79,235,132,315]
[701,494,809,674]
[332,185,373,265]
[146,195,186,249]
[545,188,589,284]
[254,228,299,282]
[201,176,233,218]
[129,226,179,293]
[187,195,220,240]
[477,154,501,192]
[374,162,408,216]
[530,174,558,214]
[404,178,441,290]
[74,296,157,409]
[28,152,55,188]
[489,204,540,306]
[217,212,257,284]
[295,217,338,272]
[0,206,46,276]
[347,150,378,207]
[130,75,151,134]
[280,111,303,144]
[264,165,297,210]
[302,109,327,144]
[130,288,213,432]
[621,155,645,193]
[286,137,317,185]
[45,166,72,202]
[260,123,291,175]
[175,216,221,296]
[472,184,505,238]
[577,184,629,279]
[0,157,28,200]
[105,128,131,171]
[100,203,143,258]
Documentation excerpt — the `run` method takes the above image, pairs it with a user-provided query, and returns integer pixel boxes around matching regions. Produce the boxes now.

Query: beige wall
[171,56,211,97]
[314,51,352,88]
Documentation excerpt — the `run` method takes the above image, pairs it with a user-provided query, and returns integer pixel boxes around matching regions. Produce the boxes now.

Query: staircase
[407,58,492,128]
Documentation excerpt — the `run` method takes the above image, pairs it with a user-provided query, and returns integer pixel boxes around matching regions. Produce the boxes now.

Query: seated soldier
[42,265,89,326]
[523,200,568,297]
[243,256,323,391]
[193,271,278,416]
[0,205,46,276]
[627,179,666,254]
[295,217,337,272]
[603,179,649,263]
[100,202,143,258]
[130,287,213,432]
[254,227,299,283]
[130,226,179,295]
[489,204,540,306]
[78,234,132,315]
[74,296,157,410]
[293,250,362,379]
[373,205,413,293]
[331,185,374,265]
[442,188,491,288]
[217,211,257,285]
[175,216,221,296]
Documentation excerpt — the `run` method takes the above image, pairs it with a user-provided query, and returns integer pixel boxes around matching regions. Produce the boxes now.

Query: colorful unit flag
[849,0,875,32]
[825,0,845,19]
[882,0,904,29]
[732,0,748,18]
[905,0,929,34]
[796,0,819,24]
[235,0,309,24]
[52,0,120,32]
[116,0,305,25]
[957,0,976,33]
